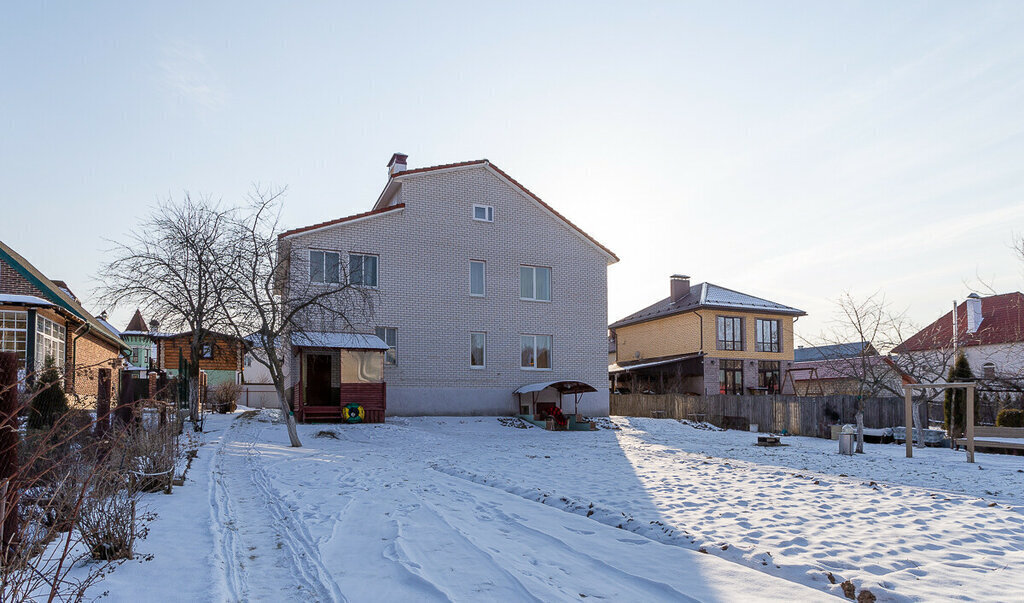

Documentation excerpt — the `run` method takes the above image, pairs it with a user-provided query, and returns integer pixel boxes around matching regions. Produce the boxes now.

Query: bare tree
[807,292,955,452]
[97,195,234,430]
[215,187,374,447]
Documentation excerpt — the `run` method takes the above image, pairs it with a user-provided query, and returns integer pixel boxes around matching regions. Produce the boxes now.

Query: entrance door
[305,354,333,405]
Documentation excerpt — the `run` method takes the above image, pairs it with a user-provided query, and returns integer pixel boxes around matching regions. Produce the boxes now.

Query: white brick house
[279,155,618,417]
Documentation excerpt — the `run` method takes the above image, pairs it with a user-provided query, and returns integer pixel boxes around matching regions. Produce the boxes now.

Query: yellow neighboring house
[609,275,806,395]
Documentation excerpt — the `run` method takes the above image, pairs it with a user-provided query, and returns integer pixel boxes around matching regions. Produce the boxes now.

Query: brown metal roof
[278,204,406,239]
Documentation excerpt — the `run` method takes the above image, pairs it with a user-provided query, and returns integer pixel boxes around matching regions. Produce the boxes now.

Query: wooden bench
[302,405,343,422]
[954,426,1024,451]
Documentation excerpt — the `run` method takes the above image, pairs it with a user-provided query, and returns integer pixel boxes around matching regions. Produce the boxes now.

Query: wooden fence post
[95,368,111,437]
[966,385,975,463]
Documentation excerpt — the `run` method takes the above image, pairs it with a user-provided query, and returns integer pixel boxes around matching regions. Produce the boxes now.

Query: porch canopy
[515,380,597,416]
[291,331,389,350]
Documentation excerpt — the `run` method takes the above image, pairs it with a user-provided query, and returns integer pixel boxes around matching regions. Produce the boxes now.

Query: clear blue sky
[3,1,1024,339]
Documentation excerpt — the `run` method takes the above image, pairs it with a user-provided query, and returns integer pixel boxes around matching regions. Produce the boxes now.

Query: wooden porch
[290,332,390,424]
[293,380,386,423]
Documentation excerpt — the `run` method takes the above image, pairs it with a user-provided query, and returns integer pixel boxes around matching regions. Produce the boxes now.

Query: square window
[716,316,743,351]
[309,250,340,284]
[521,334,552,370]
[520,266,551,301]
[473,204,494,222]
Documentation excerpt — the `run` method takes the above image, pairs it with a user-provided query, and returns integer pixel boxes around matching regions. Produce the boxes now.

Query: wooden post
[0,352,19,554]
[966,385,975,463]
[904,386,913,458]
[95,368,111,437]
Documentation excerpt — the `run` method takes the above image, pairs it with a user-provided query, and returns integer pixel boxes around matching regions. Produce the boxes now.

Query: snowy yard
[77,411,1023,602]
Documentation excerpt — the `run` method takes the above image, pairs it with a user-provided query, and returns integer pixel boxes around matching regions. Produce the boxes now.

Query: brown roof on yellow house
[610,282,805,330]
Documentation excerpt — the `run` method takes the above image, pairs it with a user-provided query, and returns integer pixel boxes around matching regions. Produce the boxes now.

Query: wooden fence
[610,394,908,438]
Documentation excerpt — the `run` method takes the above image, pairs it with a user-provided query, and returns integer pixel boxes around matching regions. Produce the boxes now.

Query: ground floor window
[35,315,66,370]
[0,310,27,368]
[521,334,552,370]
[758,360,781,394]
[719,359,743,394]
[375,327,397,365]
[470,332,486,368]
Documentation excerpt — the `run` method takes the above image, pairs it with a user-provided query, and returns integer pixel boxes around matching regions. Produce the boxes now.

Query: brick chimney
[670,274,690,302]
[387,153,408,177]
[966,293,983,334]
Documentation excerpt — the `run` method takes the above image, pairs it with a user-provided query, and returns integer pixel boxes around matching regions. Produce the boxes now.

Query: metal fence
[610,393,912,438]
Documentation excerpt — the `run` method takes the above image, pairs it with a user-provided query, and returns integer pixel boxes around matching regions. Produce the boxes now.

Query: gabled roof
[371,159,618,263]
[794,342,875,362]
[0,240,127,352]
[125,309,148,332]
[894,292,1024,353]
[609,282,805,329]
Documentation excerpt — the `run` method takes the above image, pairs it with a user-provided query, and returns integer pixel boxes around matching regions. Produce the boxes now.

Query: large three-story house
[279,154,617,417]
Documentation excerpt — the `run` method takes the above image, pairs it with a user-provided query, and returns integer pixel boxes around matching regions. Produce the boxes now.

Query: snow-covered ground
[76,412,1023,602]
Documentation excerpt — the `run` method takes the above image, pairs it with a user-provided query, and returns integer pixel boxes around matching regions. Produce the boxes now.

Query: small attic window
[473,204,494,222]
[983,362,996,379]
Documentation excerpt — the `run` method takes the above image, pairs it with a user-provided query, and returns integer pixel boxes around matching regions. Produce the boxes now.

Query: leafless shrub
[210,382,240,414]
[0,357,186,601]
[76,471,140,562]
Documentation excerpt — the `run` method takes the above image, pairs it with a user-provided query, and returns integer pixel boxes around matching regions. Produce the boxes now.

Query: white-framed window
[309,250,341,284]
[520,265,551,301]
[349,253,379,287]
[473,204,494,222]
[470,332,486,368]
[375,327,397,365]
[131,346,149,367]
[0,310,28,369]
[521,334,552,370]
[470,260,486,297]
[35,315,66,370]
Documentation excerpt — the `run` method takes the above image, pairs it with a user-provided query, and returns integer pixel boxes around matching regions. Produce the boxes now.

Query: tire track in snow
[240,425,347,603]
[209,416,345,602]
[414,480,698,602]
[208,427,246,602]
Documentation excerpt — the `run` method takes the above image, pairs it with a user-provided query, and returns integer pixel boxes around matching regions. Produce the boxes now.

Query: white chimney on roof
[387,153,408,177]
[966,293,983,334]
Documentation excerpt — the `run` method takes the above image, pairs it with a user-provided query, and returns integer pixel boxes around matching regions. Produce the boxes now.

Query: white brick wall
[283,164,612,414]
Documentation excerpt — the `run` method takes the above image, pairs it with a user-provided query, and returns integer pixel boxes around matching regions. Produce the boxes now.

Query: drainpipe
[695,311,704,353]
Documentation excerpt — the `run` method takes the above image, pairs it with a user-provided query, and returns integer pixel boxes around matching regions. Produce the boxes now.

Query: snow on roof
[96,317,121,336]
[0,294,54,307]
[514,381,597,395]
[291,332,389,350]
